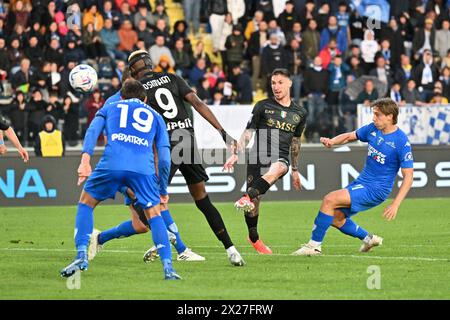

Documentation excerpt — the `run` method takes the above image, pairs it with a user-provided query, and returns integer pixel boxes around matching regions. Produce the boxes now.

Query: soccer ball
[69,64,98,93]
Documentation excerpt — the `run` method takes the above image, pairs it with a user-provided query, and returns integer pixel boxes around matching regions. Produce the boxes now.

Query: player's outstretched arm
[290,136,302,191]
[4,127,29,162]
[185,92,237,149]
[0,131,6,155]
[223,128,254,172]
[320,131,358,148]
[383,167,414,221]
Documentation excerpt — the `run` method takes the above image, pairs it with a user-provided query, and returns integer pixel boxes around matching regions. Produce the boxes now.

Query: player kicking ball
[60,80,181,280]
[87,68,204,263]
[224,69,308,254]
[293,98,414,256]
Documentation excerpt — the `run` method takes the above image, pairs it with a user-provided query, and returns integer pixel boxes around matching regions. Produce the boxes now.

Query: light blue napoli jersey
[95,98,169,174]
[355,123,414,196]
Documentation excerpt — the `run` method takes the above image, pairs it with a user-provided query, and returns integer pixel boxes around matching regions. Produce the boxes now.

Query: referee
[0,115,29,162]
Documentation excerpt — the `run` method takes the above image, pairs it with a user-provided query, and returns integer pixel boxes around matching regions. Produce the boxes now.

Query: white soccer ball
[69,64,98,93]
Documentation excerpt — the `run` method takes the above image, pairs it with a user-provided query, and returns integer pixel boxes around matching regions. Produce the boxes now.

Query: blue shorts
[339,180,387,217]
[84,169,160,209]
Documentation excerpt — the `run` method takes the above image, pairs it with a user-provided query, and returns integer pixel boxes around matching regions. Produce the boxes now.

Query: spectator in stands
[12,57,32,92]
[402,79,424,105]
[0,36,9,79]
[192,40,211,69]
[380,17,405,67]
[154,54,176,74]
[10,23,26,48]
[328,54,349,109]
[319,38,341,69]
[150,34,175,70]
[336,2,350,30]
[149,2,170,29]
[340,75,358,132]
[67,24,83,48]
[85,88,105,126]
[435,19,450,59]
[44,37,64,68]
[256,0,274,22]
[356,80,379,106]
[370,55,394,88]
[267,19,286,46]
[261,33,287,93]
[100,18,127,62]
[154,18,171,46]
[286,21,302,45]
[34,114,65,157]
[248,20,268,91]
[46,91,61,121]
[285,38,305,104]
[6,0,29,32]
[413,49,440,102]
[378,39,393,67]
[212,90,227,106]
[227,0,245,25]
[231,64,253,104]
[303,56,329,140]
[114,60,126,81]
[82,22,108,60]
[183,0,201,35]
[360,29,379,73]
[196,77,213,104]
[115,0,138,11]
[429,89,449,105]
[64,38,86,66]
[320,16,347,55]
[104,76,121,99]
[209,0,228,53]
[348,56,364,79]
[134,3,152,29]
[136,19,155,50]
[82,4,104,32]
[219,13,234,73]
[26,89,47,143]
[301,19,320,63]
[244,9,264,40]
[117,1,133,23]
[395,54,413,89]
[225,25,245,78]
[277,1,297,33]
[205,63,226,89]
[8,37,24,72]
[102,0,121,29]
[8,91,27,143]
[316,3,330,31]
[171,20,191,51]
[390,82,405,105]
[189,58,207,87]
[440,66,450,99]
[62,95,79,146]
[298,0,317,29]
[172,38,192,78]
[413,18,436,60]
[118,20,138,56]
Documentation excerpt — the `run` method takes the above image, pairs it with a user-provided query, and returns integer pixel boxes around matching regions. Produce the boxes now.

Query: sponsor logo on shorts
[111,133,149,147]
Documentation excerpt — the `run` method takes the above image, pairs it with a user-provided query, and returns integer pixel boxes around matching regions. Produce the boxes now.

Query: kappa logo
[371,132,377,137]
[405,141,411,147]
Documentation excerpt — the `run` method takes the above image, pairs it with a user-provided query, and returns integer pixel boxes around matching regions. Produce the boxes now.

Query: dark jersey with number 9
[138,72,194,135]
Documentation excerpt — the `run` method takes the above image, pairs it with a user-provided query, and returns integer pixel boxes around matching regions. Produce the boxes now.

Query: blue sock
[98,220,137,245]
[311,211,334,243]
[160,210,187,254]
[338,219,369,240]
[74,203,94,258]
[148,215,172,268]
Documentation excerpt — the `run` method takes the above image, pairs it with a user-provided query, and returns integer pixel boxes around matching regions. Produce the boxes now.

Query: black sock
[245,214,259,243]
[132,202,150,228]
[195,195,233,249]
[247,178,271,200]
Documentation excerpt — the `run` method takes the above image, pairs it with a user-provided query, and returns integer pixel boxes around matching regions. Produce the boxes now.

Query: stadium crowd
[1,0,450,148]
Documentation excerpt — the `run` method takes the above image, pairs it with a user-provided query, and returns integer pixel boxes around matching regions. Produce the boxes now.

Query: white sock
[363,235,372,243]
[308,240,322,247]
[226,246,237,256]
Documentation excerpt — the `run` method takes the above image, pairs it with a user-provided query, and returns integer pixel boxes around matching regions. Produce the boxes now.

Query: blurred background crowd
[1,0,450,151]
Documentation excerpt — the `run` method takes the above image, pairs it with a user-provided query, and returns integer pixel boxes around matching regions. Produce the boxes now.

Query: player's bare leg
[61,191,100,277]
[189,181,245,266]
[293,189,351,256]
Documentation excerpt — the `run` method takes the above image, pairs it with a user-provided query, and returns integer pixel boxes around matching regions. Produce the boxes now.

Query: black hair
[120,79,146,101]
[271,68,290,79]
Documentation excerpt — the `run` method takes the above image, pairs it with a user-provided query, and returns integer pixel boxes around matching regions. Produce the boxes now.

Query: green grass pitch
[0,198,449,299]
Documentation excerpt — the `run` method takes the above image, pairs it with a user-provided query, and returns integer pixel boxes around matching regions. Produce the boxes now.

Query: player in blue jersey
[293,98,414,255]
[87,68,205,263]
[60,79,181,280]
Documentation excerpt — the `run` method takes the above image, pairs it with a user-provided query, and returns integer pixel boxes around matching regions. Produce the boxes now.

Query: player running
[293,98,414,255]
[127,50,245,266]
[223,68,307,254]
[60,80,181,280]
[88,68,205,263]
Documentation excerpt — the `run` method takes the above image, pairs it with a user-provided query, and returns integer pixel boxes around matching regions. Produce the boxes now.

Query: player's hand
[292,170,302,191]
[223,154,238,172]
[160,194,169,204]
[18,147,29,163]
[320,137,333,148]
[0,144,6,155]
[77,162,92,186]
[383,203,399,221]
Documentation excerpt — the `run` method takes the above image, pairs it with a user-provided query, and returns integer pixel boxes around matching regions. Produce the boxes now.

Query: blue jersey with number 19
[94,98,169,174]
